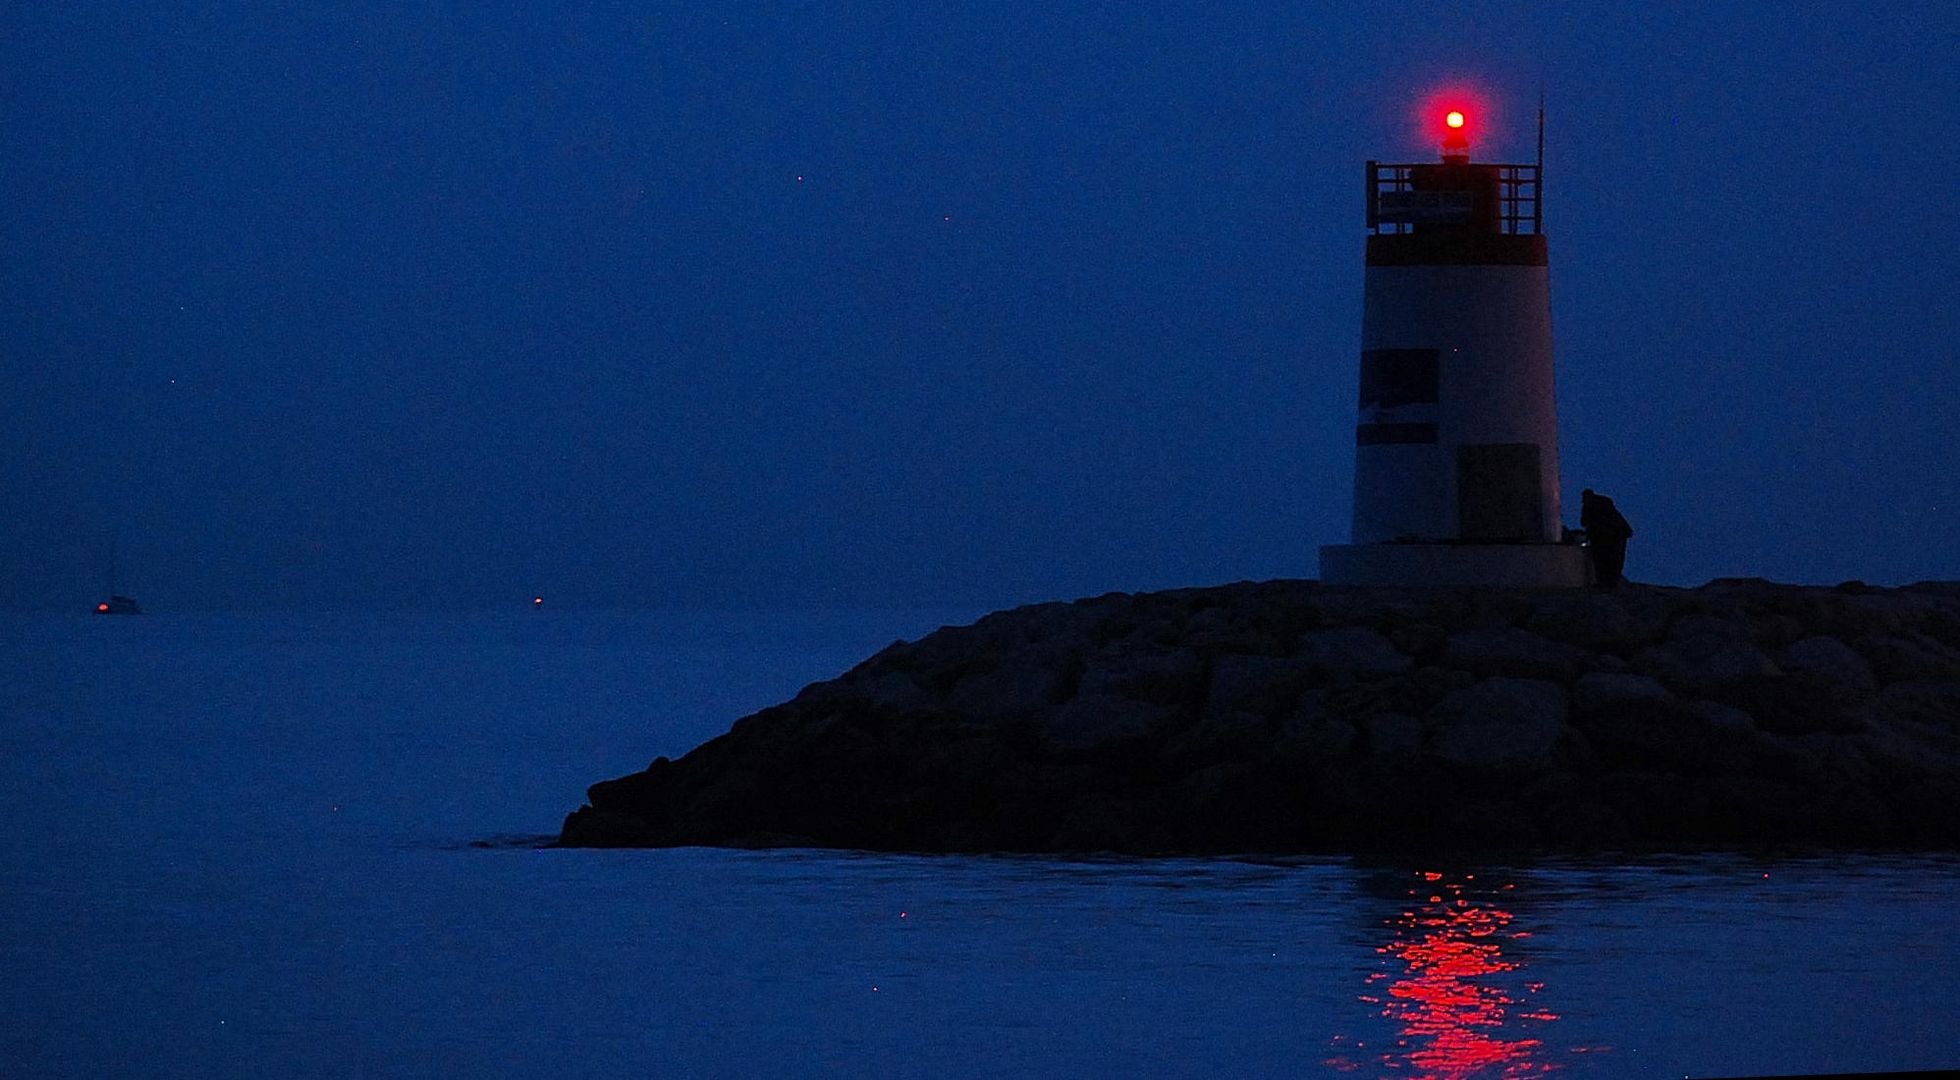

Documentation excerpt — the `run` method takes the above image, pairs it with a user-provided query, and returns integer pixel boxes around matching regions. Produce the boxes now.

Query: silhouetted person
[1580,488,1633,588]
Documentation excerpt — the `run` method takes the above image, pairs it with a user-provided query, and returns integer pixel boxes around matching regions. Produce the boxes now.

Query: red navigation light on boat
[1445,110,1466,130]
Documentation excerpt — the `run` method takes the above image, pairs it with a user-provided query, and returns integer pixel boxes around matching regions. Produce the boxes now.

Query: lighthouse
[1319,103,1590,588]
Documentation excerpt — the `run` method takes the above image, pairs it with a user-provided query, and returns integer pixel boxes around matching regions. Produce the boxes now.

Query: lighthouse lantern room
[1319,103,1590,588]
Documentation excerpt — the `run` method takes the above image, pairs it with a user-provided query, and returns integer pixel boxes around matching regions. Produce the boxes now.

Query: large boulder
[1077,644,1206,707]
[1574,701,1753,775]
[1573,672,1674,713]
[1829,591,1943,639]
[1782,635,1877,691]
[1274,712,1358,759]
[1444,626,1588,681]
[1882,681,1960,731]
[1293,626,1412,677]
[1634,634,1780,694]
[1044,694,1174,750]
[857,671,934,713]
[1361,712,1423,756]
[1851,717,1960,773]
[1525,591,1670,651]
[1669,612,1755,643]
[1856,633,1960,684]
[944,648,1076,721]
[1204,653,1322,719]
[1686,699,1755,732]
[1424,677,1568,771]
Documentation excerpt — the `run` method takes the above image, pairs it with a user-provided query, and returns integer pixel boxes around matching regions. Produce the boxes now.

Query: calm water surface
[2,612,1955,1078]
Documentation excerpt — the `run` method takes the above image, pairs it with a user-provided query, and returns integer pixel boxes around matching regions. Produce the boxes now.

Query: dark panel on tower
[1456,443,1543,541]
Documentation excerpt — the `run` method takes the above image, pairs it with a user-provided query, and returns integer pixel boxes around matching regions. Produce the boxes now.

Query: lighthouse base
[1318,542,1591,589]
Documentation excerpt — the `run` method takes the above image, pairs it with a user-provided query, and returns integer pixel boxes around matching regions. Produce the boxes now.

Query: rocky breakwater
[561,579,1960,853]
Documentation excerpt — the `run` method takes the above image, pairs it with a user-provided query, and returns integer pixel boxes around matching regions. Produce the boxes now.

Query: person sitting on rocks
[1580,488,1634,588]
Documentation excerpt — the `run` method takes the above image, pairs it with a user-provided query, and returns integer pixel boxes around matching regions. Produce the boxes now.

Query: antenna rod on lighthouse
[1537,90,1547,222]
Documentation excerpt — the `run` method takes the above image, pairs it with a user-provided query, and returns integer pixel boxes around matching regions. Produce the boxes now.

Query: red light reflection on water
[1328,872,1561,1079]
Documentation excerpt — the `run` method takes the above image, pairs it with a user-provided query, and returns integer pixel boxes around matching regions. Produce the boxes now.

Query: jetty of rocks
[561,579,1960,853]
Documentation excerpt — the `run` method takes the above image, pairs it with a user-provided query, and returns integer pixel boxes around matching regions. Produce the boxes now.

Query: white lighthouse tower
[1319,105,1589,588]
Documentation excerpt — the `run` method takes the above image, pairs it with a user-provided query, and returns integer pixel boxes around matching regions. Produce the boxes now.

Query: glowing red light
[1415,86,1493,155]
[97,603,110,612]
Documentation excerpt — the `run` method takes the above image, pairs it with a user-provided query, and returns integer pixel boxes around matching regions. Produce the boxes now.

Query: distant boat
[94,535,142,615]
[95,595,142,616]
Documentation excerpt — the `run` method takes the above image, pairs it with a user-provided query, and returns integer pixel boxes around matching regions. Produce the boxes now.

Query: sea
[2,609,1955,1079]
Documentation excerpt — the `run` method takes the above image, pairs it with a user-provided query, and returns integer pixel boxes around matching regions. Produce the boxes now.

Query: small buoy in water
[532,596,544,609]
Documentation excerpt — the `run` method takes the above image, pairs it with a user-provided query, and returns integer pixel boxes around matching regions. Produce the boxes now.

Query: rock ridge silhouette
[560,578,1960,853]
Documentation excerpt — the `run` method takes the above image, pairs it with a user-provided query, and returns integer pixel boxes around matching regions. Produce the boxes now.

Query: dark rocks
[1857,633,1960,684]
[1425,678,1568,770]
[1044,694,1172,750]
[1782,636,1877,691]
[1883,681,1960,731]
[1573,672,1673,713]
[1277,714,1357,759]
[1078,645,1205,707]
[1294,626,1412,677]
[1361,713,1423,756]
[1576,701,1755,775]
[1633,632,1779,695]
[1206,653,1321,719]
[1387,622,1448,662]
[1445,627,1587,681]
[561,578,1960,854]
[945,650,1075,721]
[859,671,934,713]
[1686,700,1755,732]
[1525,590,1669,651]
[560,807,661,847]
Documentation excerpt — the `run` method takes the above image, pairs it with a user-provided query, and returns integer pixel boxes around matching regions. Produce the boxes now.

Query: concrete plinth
[1319,542,1590,588]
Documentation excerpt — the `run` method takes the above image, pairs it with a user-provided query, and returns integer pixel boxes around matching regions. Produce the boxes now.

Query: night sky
[5,2,1955,612]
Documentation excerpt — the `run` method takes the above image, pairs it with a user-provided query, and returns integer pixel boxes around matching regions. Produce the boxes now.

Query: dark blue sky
[4,2,1955,610]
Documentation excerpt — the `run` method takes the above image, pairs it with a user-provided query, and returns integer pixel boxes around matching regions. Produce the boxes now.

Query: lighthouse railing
[1366,161,1541,235]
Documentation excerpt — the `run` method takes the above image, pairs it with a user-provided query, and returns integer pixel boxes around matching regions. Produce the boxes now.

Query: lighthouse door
[1457,443,1542,542]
